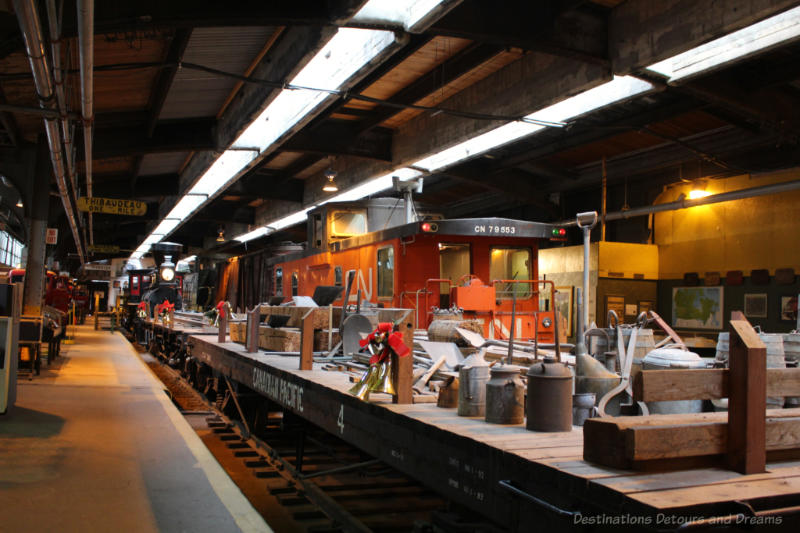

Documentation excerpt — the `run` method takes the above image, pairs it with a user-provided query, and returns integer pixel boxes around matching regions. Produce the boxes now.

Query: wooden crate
[258,325,302,352]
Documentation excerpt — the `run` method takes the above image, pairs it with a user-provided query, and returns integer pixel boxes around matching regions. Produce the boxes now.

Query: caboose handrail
[424,278,453,328]
[490,278,554,300]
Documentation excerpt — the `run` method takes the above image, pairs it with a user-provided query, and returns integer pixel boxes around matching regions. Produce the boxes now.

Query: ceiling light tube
[412,76,654,172]
[647,6,800,82]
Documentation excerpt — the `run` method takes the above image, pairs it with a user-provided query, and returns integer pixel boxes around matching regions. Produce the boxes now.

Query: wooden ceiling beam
[282,120,392,161]
[78,118,217,160]
[428,0,608,65]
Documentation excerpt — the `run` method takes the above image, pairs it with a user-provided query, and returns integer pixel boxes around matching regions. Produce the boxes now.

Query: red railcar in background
[265,201,566,342]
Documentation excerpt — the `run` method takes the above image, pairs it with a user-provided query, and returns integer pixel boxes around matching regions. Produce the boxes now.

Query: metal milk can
[526,356,573,432]
[485,365,525,424]
[457,350,490,417]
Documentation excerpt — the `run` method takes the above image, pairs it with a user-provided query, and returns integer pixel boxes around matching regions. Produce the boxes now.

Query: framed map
[672,286,723,330]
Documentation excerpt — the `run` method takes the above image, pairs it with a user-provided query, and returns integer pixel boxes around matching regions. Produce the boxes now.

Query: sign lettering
[89,244,120,254]
[77,197,147,216]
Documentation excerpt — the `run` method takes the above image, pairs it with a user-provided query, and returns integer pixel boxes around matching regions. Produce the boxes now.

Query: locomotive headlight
[542,317,552,328]
[160,256,176,282]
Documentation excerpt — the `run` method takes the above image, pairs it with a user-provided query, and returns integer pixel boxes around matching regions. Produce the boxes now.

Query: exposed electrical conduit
[13,0,84,263]
[558,179,800,226]
[44,0,78,208]
[77,0,93,246]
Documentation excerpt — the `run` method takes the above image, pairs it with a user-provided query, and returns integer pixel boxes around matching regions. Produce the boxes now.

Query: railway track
[142,351,495,532]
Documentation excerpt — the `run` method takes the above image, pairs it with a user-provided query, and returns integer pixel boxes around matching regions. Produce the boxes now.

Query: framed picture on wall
[744,293,768,318]
[554,286,573,338]
[781,295,798,321]
[606,295,625,324]
[671,286,723,330]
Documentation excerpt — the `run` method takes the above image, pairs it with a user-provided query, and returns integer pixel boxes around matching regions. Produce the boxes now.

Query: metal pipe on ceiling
[12,0,85,263]
[558,179,800,227]
[45,0,77,206]
[77,0,93,246]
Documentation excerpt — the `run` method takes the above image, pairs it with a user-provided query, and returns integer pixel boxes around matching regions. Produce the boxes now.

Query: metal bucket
[715,332,729,364]
[485,366,524,424]
[526,356,573,432]
[761,333,786,408]
[782,332,800,363]
[572,393,596,426]
[589,328,655,371]
[458,362,489,417]
[717,332,788,407]
[642,348,705,414]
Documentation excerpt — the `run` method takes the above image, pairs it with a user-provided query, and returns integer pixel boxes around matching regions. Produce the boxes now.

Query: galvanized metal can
[458,364,490,417]
[526,356,573,432]
[485,366,524,424]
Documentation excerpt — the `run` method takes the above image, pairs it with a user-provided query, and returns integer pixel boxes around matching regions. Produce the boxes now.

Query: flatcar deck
[188,334,800,529]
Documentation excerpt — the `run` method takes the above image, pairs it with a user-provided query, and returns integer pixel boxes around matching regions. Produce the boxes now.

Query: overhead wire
[0,60,567,128]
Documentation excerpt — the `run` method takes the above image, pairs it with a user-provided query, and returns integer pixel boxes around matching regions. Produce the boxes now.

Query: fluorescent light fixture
[413,76,654,172]
[189,150,259,196]
[647,6,800,82]
[167,195,207,220]
[352,0,446,32]
[142,235,160,246]
[152,219,181,236]
[235,226,271,243]
[233,28,396,152]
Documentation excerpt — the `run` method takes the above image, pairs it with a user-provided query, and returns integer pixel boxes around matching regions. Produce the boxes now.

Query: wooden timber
[583,409,800,469]
[633,367,800,401]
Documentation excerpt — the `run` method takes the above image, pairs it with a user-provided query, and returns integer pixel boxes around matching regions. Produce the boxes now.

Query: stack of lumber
[258,305,341,329]
[259,326,301,352]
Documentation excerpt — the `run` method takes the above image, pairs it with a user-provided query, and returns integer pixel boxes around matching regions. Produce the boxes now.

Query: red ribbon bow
[158,300,174,313]
[216,301,227,318]
[137,301,147,310]
[359,322,410,364]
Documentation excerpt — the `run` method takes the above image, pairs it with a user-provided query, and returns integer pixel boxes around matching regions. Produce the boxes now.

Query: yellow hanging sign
[88,244,120,254]
[77,197,146,216]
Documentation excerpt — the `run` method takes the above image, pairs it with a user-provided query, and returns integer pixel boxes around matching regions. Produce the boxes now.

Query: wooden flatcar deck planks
[190,335,800,516]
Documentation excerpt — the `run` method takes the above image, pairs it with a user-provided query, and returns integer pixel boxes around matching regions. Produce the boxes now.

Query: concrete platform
[0,325,271,533]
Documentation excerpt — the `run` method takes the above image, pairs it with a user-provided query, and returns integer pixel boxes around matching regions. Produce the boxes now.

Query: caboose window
[330,210,367,237]
[334,266,342,286]
[291,272,299,296]
[490,247,532,299]
[377,246,394,298]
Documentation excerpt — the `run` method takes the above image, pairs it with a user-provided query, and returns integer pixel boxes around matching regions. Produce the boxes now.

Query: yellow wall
[655,170,800,279]
[597,241,658,280]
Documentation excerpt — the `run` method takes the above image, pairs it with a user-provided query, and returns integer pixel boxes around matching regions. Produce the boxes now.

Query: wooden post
[299,309,314,370]
[392,311,414,404]
[245,307,259,353]
[218,310,228,343]
[728,312,767,474]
